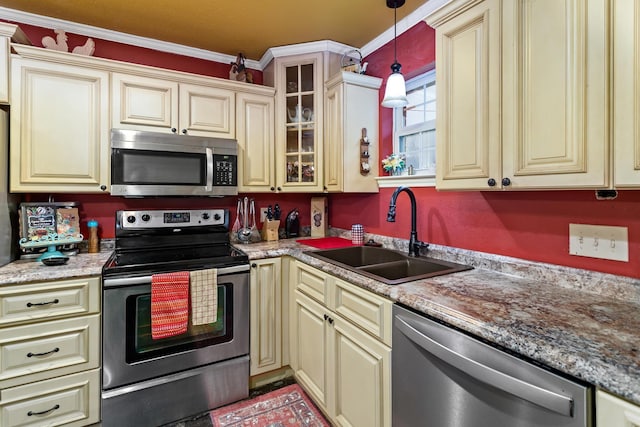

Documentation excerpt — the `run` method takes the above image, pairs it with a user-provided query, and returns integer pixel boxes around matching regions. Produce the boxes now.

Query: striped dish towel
[151,271,190,339]
[190,268,218,325]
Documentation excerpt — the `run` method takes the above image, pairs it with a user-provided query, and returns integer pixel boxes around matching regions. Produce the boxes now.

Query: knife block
[261,220,280,241]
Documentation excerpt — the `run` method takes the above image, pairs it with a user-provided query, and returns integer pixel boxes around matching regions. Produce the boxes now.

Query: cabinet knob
[487,178,496,187]
[181,129,187,134]
[328,317,334,325]
[277,187,282,192]
[270,187,276,192]
[502,177,512,187]
[323,314,328,321]
[100,185,107,191]
[171,128,177,133]
[251,263,257,268]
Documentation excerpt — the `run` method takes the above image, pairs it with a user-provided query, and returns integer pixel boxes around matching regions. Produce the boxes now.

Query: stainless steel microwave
[110,129,238,197]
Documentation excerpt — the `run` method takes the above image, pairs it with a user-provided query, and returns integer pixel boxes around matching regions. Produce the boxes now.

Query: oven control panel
[119,209,226,228]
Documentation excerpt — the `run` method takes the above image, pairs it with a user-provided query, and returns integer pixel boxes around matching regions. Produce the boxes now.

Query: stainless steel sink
[305,246,472,285]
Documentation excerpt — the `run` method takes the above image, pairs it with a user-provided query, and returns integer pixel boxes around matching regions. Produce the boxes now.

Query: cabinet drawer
[0,314,100,388]
[0,368,100,427]
[0,277,100,327]
[293,261,327,304]
[332,278,392,346]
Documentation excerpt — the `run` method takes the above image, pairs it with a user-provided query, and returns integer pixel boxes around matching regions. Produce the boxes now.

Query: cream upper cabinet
[0,23,29,104]
[324,72,382,193]
[249,257,282,376]
[428,0,608,190]
[289,260,392,427]
[275,53,325,192]
[112,72,236,138]
[612,0,640,187]
[264,51,341,193]
[237,90,276,192]
[597,390,640,427]
[10,52,110,193]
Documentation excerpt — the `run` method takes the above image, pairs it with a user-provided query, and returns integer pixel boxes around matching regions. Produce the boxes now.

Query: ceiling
[0,0,433,61]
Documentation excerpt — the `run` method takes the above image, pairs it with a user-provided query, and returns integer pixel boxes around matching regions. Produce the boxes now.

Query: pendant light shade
[381,0,408,108]
[381,62,408,107]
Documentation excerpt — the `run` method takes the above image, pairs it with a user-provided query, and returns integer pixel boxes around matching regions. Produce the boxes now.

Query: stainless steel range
[101,209,250,427]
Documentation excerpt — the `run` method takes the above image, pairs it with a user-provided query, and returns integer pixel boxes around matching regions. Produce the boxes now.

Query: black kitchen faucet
[387,186,429,257]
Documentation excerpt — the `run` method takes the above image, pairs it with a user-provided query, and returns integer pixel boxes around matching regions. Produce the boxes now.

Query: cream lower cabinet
[250,257,282,376]
[0,276,101,426]
[237,90,276,192]
[597,390,640,426]
[324,72,382,193]
[112,72,235,138]
[10,48,110,193]
[427,0,608,190]
[290,260,391,427]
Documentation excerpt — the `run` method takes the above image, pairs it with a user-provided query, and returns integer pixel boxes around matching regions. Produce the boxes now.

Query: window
[395,69,436,176]
[376,69,436,188]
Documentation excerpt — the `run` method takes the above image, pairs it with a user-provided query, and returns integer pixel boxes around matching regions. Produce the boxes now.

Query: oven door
[102,265,249,390]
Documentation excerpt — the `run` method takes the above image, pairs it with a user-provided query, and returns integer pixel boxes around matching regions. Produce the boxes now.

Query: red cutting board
[296,237,354,249]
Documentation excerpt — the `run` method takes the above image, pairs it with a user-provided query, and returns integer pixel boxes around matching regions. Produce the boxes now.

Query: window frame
[376,69,436,188]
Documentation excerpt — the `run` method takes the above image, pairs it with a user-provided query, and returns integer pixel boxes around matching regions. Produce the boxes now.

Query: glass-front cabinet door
[276,53,323,192]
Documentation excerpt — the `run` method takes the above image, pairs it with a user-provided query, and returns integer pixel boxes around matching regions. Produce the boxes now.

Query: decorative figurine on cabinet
[229,53,253,83]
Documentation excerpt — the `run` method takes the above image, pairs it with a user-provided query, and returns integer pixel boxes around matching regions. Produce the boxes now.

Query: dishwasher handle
[395,314,574,417]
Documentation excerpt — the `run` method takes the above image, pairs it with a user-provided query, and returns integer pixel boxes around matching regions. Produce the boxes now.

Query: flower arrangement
[381,153,406,175]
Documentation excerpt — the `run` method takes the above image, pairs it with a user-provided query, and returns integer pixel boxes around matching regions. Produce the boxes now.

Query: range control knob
[214,213,221,221]
[126,215,136,224]
[201,212,210,220]
[141,214,151,222]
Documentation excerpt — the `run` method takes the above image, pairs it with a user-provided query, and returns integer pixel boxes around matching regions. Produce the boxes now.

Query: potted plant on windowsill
[382,153,406,176]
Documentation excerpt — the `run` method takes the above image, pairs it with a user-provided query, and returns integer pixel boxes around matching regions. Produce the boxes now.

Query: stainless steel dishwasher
[392,304,593,427]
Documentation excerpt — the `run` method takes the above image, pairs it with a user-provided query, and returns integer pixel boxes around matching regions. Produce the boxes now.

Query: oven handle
[103,264,249,288]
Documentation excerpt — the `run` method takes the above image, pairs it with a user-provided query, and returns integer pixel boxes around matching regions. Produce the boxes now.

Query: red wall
[32,193,314,243]
[4,21,263,83]
[11,19,640,279]
[332,22,640,279]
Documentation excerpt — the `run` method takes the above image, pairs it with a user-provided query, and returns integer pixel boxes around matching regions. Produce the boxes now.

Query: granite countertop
[236,234,640,407]
[2,234,639,407]
[0,251,112,285]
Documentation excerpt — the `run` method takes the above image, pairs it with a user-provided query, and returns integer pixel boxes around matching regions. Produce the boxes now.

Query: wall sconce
[381,0,408,108]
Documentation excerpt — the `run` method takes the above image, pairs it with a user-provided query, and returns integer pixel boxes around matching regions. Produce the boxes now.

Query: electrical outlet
[569,224,629,262]
[260,207,268,223]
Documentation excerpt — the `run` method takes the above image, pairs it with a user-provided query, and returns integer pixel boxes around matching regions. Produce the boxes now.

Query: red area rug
[209,383,330,427]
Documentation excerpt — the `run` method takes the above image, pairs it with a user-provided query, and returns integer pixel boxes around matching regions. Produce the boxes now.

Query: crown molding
[0,1,451,70]
[0,6,262,70]
[258,40,359,69]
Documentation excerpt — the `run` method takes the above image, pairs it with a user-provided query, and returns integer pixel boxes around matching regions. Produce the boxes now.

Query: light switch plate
[569,224,629,262]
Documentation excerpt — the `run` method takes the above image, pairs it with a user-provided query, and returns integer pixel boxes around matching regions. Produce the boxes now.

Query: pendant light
[381,0,408,108]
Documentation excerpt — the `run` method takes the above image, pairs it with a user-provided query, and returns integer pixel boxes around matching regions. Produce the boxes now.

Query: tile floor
[160,377,296,427]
